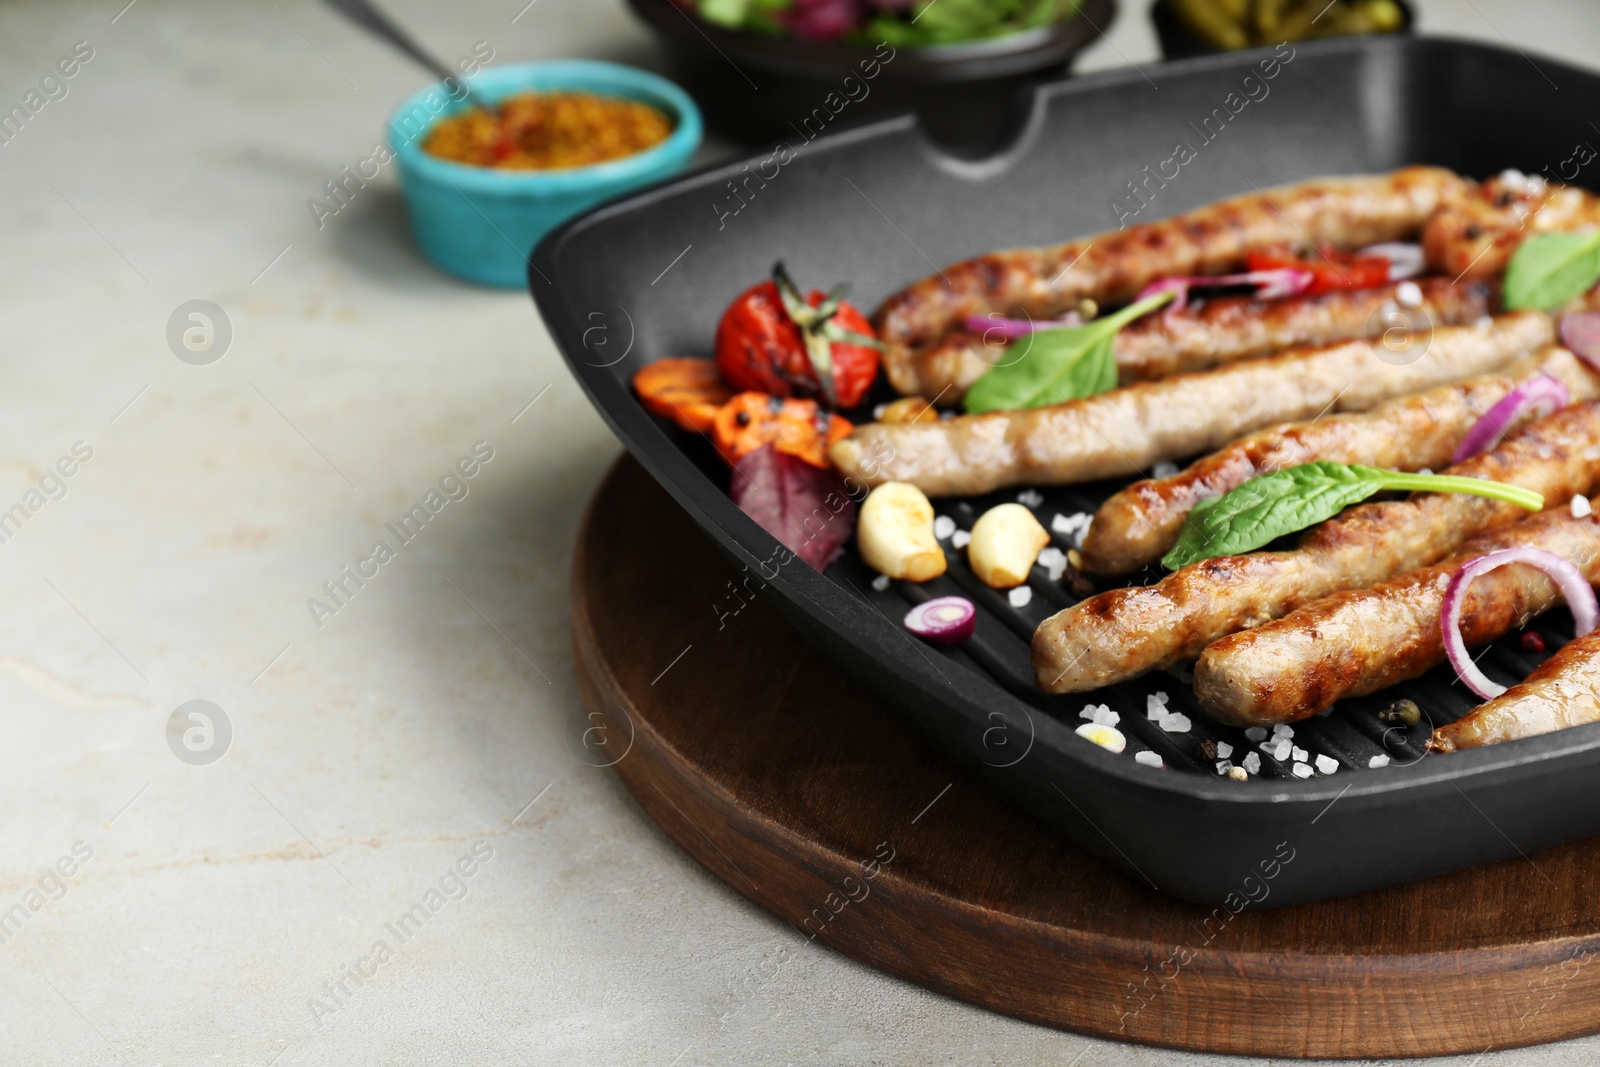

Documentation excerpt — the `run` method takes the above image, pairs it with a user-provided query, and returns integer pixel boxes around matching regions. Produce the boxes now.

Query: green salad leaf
[693,0,1083,45]
[1503,231,1600,311]
[962,290,1174,414]
[1161,462,1545,570]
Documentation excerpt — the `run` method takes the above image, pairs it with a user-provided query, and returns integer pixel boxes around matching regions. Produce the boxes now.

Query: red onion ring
[1133,268,1314,314]
[964,311,1081,341]
[1441,547,1599,699]
[1358,241,1425,280]
[1450,374,1571,464]
[1559,311,1600,370]
[904,596,976,644]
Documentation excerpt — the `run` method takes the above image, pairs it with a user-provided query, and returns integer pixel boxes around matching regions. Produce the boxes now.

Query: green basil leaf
[962,290,1172,414]
[1161,463,1544,570]
[1503,231,1600,311]
[1162,462,1378,569]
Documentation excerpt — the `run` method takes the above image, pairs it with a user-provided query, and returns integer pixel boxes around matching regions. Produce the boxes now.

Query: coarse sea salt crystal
[1151,460,1181,479]
[1396,280,1423,307]
[1574,495,1593,518]
[873,403,888,420]
[1272,724,1294,738]
[1159,712,1191,734]
[1291,746,1308,763]
[1146,694,1169,719]
[1135,750,1163,768]
[934,515,957,540]
[1008,586,1033,608]
[1215,742,1233,759]
[1242,752,1261,775]
[1263,739,1292,761]
[1292,762,1314,779]
[1017,489,1044,507]
[1076,722,1125,753]
[1244,726,1267,742]
[1037,546,1068,581]
[1216,760,1233,775]
[952,530,971,549]
[1094,706,1121,727]
[1315,754,1339,775]
[1369,754,1391,769]
[871,574,890,591]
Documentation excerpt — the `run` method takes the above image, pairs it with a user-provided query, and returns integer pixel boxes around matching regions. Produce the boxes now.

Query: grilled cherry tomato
[1245,245,1392,295]
[714,264,880,409]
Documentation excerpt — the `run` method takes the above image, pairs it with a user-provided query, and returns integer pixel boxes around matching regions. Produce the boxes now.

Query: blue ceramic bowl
[388,60,703,288]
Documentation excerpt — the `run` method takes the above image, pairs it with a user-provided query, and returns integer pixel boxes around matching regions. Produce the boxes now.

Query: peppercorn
[1379,698,1422,728]
[1521,631,1546,653]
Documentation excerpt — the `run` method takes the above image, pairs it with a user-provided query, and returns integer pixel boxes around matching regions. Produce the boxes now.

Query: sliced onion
[1359,241,1426,280]
[1441,548,1599,699]
[964,311,1080,341]
[1559,311,1600,370]
[1133,268,1314,314]
[904,596,976,644]
[1450,375,1571,464]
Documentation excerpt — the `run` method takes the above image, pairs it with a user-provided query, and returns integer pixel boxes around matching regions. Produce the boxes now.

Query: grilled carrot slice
[634,357,734,433]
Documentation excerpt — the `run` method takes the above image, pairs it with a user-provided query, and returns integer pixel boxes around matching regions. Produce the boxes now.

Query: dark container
[532,35,1600,907]
[625,0,1116,149]
[1151,0,1413,60]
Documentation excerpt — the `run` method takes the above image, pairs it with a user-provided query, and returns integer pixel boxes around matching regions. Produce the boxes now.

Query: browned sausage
[1080,347,1600,576]
[1430,632,1600,752]
[877,166,1469,396]
[1194,503,1600,726]
[907,278,1495,404]
[1422,172,1600,282]
[830,312,1553,498]
[1031,401,1600,694]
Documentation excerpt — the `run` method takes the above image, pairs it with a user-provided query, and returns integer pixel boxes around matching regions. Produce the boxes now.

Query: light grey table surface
[2,1,1598,1064]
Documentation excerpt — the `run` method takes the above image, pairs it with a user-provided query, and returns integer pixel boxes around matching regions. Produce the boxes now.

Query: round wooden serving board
[572,456,1600,1059]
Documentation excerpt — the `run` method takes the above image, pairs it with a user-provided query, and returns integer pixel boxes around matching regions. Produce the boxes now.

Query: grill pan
[532,35,1600,905]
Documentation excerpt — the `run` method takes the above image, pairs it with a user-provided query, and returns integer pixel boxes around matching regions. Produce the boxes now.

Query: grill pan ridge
[534,35,1600,905]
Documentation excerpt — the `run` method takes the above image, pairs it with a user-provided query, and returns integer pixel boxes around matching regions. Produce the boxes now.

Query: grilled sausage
[907,278,1496,404]
[1031,401,1600,694]
[1422,171,1600,282]
[1430,632,1600,752]
[1080,347,1600,576]
[830,312,1554,498]
[877,166,1470,396]
[1194,503,1600,726]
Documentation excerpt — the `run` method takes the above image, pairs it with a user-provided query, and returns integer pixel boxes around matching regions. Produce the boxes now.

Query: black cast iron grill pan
[532,35,1600,905]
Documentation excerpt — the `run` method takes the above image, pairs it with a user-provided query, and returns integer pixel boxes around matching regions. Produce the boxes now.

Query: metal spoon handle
[320,0,491,108]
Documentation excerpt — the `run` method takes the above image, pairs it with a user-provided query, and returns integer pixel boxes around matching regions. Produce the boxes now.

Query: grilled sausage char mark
[830,312,1554,498]
[1031,400,1600,694]
[1193,503,1600,726]
[877,166,1470,396]
[1080,347,1600,576]
[1430,632,1600,752]
[1423,173,1600,282]
[909,278,1496,404]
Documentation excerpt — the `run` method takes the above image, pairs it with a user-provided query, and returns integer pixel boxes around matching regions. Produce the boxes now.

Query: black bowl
[625,0,1117,149]
[1151,0,1413,60]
